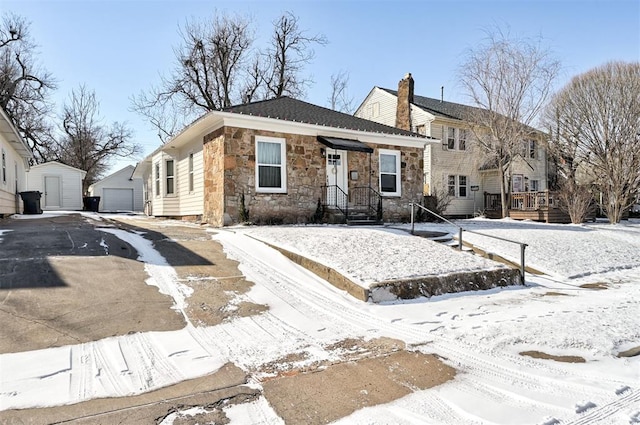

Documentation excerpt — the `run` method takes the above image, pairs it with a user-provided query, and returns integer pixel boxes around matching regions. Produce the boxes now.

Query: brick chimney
[395,73,414,131]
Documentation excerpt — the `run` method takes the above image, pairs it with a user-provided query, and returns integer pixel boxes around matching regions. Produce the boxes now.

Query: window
[14,161,18,192]
[154,162,160,196]
[522,140,537,159]
[512,174,524,192]
[447,127,456,150]
[448,175,456,196]
[530,179,540,192]
[166,159,174,195]
[448,175,468,198]
[379,149,401,196]
[1,150,6,185]
[445,127,468,151]
[459,129,467,151]
[372,102,380,118]
[529,140,536,159]
[188,153,194,192]
[256,136,287,193]
[459,175,467,197]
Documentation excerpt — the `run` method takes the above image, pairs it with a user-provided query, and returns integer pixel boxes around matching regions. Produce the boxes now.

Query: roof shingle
[223,96,423,137]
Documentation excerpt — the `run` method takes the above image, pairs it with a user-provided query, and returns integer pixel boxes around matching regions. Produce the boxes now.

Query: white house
[88,165,143,212]
[0,108,33,217]
[355,74,549,217]
[26,161,86,211]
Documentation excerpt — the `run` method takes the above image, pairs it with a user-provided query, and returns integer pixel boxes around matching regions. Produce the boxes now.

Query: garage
[103,188,134,211]
[88,165,143,212]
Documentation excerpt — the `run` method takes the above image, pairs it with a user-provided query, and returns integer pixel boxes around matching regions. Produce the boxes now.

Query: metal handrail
[321,184,349,217]
[410,202,528,282]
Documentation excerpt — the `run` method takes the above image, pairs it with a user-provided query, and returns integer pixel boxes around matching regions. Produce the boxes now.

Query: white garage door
[103,188,134,212]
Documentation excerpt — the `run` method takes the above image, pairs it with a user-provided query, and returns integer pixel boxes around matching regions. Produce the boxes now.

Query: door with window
[326,150,347,207]
[44,176,61,208]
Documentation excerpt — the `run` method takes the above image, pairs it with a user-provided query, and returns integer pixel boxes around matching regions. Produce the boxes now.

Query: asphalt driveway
[0,213,186,353]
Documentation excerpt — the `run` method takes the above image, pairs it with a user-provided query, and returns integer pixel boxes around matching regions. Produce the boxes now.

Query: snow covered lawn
[1,214,638,424]
[241,226,508,287]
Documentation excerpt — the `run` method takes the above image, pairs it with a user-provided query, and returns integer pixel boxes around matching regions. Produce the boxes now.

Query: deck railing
[486,190,560,211]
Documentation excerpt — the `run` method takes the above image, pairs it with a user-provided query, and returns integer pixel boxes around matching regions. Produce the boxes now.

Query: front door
[44,176,61,208]
[326,150,348,207]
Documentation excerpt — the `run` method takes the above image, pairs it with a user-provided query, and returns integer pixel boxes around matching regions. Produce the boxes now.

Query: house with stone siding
[133,97,432,226]
[355,74,549,218]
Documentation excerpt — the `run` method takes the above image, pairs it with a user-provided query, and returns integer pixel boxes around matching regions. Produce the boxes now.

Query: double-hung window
[154,162,160,196]
[447,127,456,150]
[459,129,467,151]
[256,136,287,193]
[379,149,401,196]
[1,150,6,185]
[188,153,194,192]
[448,175,468,198]
[165,159,174,195]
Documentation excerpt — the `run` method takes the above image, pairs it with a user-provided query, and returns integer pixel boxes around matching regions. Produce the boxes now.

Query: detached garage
[25,161,86,211]
[89,165,143,212]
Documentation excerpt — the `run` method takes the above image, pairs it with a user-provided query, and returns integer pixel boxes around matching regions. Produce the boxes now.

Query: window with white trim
[379,149,401,196]
[166,159,175,195]
[443,127,468,151]
[447,127,456,150]
[448,175,468,198]
[1,149,6,185]
[154,162,160,196]
[530,179,539,192]
[188,153,194,192]
[255,136,287,193]
[522,139,537,159]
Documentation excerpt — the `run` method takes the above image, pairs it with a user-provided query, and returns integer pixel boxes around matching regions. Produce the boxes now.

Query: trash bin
[83,196,100,212]
[20,191,43,214]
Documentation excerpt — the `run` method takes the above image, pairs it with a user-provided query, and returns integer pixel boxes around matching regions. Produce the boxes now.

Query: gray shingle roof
[380,88,483,121]
[223,96,423,137]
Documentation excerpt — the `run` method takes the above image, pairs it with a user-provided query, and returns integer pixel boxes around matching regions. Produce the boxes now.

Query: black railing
[350,186,382,220]
[321,185,349,217]
[321,185,382,222]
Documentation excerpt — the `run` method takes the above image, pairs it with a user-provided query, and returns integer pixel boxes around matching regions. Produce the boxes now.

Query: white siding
[175,138,204,216]
[0,144,27,215]
[88,165,144,212]
[25,162,85,210]
[354,88,398,127]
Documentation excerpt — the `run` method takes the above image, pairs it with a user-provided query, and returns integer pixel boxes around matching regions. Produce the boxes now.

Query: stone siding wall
[202,126,424,225]
[369,144,424,222]
[202,128,225,226]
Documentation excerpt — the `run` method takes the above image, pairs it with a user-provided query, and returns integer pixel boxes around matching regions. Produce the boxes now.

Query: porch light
[320,148,326,158]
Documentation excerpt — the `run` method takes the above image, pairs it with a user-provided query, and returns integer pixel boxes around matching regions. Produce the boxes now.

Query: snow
[242,226,506,287]
[1,216,639,424]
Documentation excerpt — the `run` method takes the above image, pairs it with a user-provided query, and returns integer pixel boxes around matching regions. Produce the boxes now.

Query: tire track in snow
[214,231,637,424]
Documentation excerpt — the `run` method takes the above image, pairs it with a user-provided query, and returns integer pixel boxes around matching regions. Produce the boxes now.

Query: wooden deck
[484,191,571,223]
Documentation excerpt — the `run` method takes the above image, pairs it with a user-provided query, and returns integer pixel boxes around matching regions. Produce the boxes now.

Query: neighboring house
[133,96,429,226]
[355,74,549,217]
[26,161,86,211]
[88,165,143,212]
[0,108,33,217]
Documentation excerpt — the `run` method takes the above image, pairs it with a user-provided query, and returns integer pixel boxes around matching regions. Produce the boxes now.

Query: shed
[25,161,86,210]
[88,165,143,212]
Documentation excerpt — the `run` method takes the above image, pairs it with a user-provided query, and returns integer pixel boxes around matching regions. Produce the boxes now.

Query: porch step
[347,218,381,226]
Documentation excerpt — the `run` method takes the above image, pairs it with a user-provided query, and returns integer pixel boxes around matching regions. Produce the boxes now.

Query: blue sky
[1,0,639,175]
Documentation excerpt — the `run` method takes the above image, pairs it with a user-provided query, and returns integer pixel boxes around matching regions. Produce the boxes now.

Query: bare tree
[545,61,640,224]
[131,12,255,143]
[328,70,355,113]
[55,85,141,193]
[132,11,326,143]
[458,28,560,218]
[0,12,56,161]
[263,11,327,99]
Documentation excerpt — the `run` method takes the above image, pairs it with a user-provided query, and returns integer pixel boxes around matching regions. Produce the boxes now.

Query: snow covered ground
[0,214,638,424]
